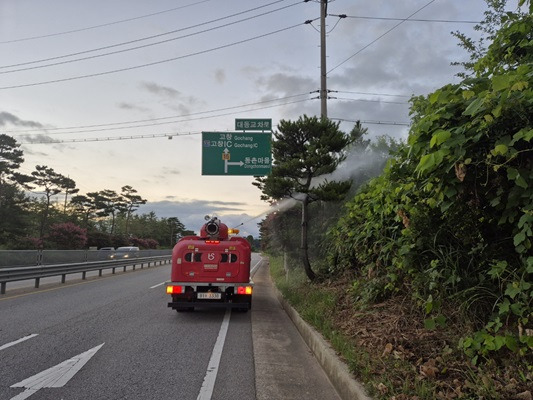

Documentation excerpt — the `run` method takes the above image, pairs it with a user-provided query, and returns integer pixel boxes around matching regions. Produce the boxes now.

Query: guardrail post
[123,266,126,272]
[61,274,66,283]
[112,267,116,274]
[1,282,6,295]
[35,277,40,288]
[99,269,102,277]
[82,271,86,280]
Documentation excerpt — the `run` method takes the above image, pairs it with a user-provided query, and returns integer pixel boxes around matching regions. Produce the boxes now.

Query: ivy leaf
[424,318,436,330]
[462,90,475,100]
[429,91,440,104]
[429,130,451,148]
[463,97,485,116]
[515,175,528,189]
[492,144,508,156]
[505,336,518,352]
[505,282,521,299]
[507,168,519,180]
[511,81,528,91]
[492,105,502,118]
[514,231,526,246]
[416,151,445,174]
[498,298,510,314]
[492,74,512,91]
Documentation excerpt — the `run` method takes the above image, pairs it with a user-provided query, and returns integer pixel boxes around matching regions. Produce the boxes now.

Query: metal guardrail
[0,255,171,295]
[0,249,172,268]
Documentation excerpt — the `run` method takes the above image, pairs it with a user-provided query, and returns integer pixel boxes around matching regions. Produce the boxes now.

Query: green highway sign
[202,131,272,176]
[235,118,272,131]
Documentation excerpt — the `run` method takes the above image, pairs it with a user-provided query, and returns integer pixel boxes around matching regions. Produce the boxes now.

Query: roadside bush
[327,13,533,361]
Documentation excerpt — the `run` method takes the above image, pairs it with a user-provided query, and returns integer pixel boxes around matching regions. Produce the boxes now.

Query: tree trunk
[40,195,51,239]
[300,195,316,281]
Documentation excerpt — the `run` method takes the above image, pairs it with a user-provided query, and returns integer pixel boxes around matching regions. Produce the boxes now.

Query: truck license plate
[198,293,221,300]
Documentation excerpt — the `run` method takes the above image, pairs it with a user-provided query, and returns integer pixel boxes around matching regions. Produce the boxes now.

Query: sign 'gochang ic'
[202,131,272,176]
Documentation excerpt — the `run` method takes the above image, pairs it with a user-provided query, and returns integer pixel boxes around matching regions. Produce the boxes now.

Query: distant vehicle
[97,247,115,259]
[110,246,140,259]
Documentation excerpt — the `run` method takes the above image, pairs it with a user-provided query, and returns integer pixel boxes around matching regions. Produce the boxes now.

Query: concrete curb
[272,285,371,400]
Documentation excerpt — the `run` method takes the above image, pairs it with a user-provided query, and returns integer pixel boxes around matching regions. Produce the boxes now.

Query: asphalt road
[0,254,341,400]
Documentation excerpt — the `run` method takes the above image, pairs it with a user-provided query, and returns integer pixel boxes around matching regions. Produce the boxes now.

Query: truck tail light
[237,286,252,295]
[166,285,183,294]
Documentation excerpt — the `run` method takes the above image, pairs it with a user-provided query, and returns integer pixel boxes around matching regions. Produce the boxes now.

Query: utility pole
[320,0,328,119]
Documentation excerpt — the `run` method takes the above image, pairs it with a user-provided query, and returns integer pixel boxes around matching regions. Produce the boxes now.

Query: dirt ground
[321,274,532,399]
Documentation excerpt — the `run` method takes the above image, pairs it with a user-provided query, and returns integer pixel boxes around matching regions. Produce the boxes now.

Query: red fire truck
[166,216,253,312]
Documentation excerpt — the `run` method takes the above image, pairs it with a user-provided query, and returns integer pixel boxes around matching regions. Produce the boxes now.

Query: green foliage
[327,12,533,361]
[254,115,353,203]
[254,115,354,280]
[0,134,189,249]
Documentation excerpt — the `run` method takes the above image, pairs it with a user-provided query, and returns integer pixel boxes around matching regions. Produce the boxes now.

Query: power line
[0,0,211,45]
[19,131,202,145]
[6,94,311,136]
[329,14,479,24]
[16,97,314,144]
[332,90,411,98]
[327,0,437,75]
[331,117,410,126]
[0,22,307,90]
[0,0,298,72]
[333,97,408,105]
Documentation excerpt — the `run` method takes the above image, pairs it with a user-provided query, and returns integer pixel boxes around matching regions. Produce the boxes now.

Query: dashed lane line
[0,334,39,351]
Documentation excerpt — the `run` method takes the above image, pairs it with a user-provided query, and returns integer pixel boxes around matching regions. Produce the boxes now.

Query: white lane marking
[250,257,263,277]
[196,309,231,400]
[150,282,166,289]
[10,343,105,400]
[0,334,39,351]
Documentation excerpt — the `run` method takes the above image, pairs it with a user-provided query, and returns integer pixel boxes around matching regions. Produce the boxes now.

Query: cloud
[117,102,151,113]
[0,111,45,129]
[163,168,181,176]
[140,81,181,98]
[138,81,205,115]
[256,71,315,96]
[214,68,226,84]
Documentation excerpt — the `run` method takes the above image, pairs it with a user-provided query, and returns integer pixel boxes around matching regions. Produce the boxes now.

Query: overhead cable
[332,90,411,98]
[334,97,408,105]
[327,0,437,75]
[329,14,479,24]
[330,117,410,126]
[0,0,297,72]
[7,94,311,135]
[0,0,211,44]
[0,22,308,90]
[17,97,314,144]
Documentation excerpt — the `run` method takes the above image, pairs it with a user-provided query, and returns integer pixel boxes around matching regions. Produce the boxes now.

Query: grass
[267,254,532,399]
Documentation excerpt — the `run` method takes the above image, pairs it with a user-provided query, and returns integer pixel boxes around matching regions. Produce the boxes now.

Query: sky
[0,0,522,237]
